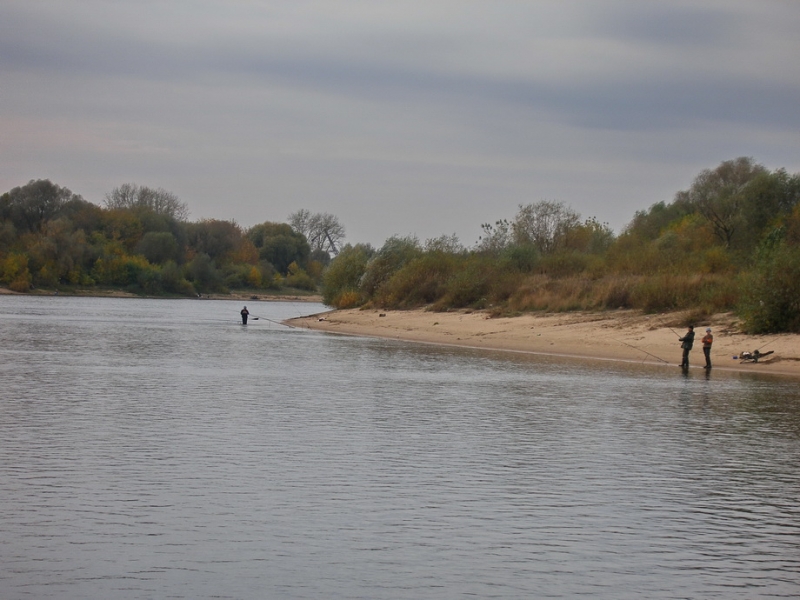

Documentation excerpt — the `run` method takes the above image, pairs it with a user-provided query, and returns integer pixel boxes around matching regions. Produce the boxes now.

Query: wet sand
[288,308,800,378]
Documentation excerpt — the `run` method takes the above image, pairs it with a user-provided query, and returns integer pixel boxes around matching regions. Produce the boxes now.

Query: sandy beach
[288,308,800,379]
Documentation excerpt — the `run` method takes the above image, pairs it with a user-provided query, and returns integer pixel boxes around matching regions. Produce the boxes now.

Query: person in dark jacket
[241,306,249,325]
[678,325,695,368]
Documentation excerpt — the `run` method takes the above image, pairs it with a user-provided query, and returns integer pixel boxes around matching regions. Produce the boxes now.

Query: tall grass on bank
[508,273,739,314]
[364,252,528,311]
[323,246,744,316]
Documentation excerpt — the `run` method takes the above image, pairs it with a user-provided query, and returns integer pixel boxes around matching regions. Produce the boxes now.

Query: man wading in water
[240,306,249,325]
[679,325,695,369]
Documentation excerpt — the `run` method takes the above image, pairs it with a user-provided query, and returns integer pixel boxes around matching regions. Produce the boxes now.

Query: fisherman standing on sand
[241,306,249,325]
[679,325,695,369]
[701,328,713,369]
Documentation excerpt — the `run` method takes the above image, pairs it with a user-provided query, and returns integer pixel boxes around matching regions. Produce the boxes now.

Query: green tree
[186,219,243,263]
[322,243,374,307]
[186,252,222,292]
[563,217,615,255]
[35,218,92,284]
[284,261,316,291]
[511,201,582,254]
[374,251,457,308]
[92,253,151,287]
[160,261,196,295]
[735,169,800,255]
[0,220,16,254]
[247,222,310,274]
[102,209,144,251]
[677,157,768,248]
[0,179,83,233]
[740,241,800,333]
[359,236,421,298]
[622,198,694,242]
[1,252,32,291]
[59,197,105,235]
[136,231,181,265]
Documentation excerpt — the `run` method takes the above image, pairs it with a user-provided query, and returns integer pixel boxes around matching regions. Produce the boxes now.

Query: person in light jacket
[701,328,713,369]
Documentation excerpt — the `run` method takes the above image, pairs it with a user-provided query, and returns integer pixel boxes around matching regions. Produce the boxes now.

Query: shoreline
[287,308,800,379]
[0,286,322,303]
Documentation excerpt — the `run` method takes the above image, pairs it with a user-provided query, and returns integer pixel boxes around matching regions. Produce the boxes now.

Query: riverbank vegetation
[322,157,800,333]
[0,181,334,297]
[3,157,799,332]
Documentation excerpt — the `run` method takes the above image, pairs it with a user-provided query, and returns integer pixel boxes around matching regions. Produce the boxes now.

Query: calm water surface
[1,296,799,599]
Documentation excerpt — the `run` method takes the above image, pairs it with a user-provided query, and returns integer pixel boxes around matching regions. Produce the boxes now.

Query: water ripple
[1,296,799,599]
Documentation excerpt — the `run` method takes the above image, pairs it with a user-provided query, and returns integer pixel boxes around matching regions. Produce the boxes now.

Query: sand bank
[288,308,800,379]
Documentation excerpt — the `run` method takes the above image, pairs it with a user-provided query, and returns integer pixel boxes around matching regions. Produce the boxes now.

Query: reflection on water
[1,296,799,599]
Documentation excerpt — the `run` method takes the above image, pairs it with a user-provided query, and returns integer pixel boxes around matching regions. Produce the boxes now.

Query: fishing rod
[251,316,298,329]
[613,337,670,365]
[200,318,243,324]
[755,338,775,352]
[665,315,703,332]
[286,299,320,329]
[289,299,308,318]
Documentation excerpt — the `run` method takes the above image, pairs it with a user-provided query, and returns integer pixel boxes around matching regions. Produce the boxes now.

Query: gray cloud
[592,4,738,46]
[1,1,798,245]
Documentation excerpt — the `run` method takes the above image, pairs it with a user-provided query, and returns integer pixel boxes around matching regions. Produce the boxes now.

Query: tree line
[3,157,799,332]
[0,180,344,297]
[322,157,800,333]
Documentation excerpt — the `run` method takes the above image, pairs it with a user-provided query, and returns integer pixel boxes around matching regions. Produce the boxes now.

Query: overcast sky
[2,1,798,247]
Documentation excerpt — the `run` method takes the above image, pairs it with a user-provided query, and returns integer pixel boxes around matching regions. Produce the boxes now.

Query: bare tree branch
[105,184,189,221]
[288,209,345,256]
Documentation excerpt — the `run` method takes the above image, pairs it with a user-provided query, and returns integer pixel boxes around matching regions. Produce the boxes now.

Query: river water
[1,295,798,599]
